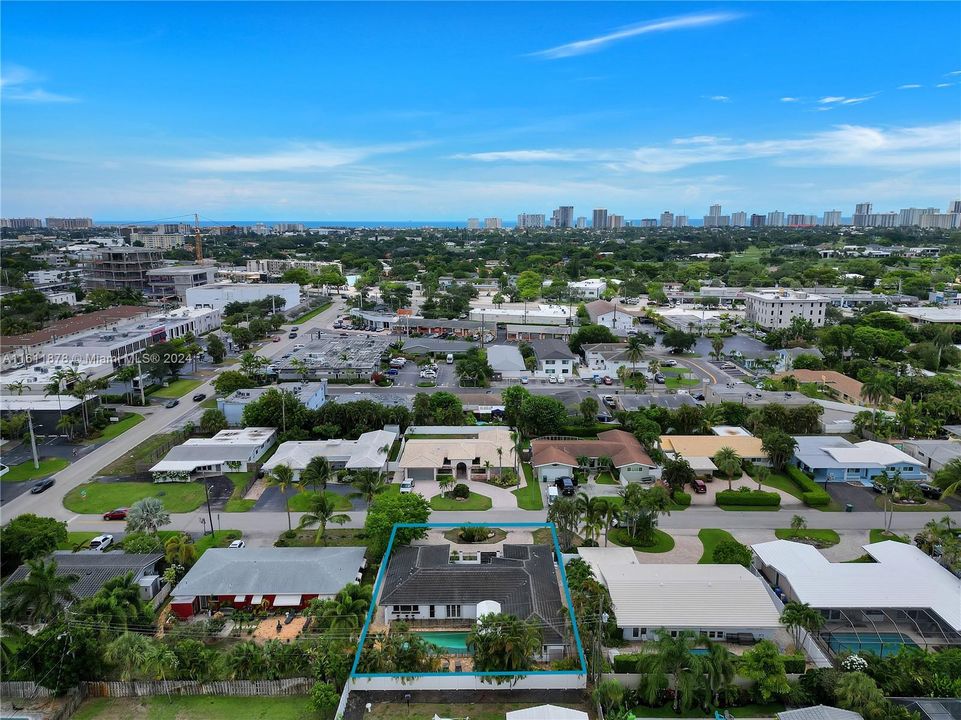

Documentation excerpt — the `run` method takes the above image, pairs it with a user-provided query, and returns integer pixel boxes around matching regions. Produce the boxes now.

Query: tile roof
[773,370,866,403]
[532,429,654,469]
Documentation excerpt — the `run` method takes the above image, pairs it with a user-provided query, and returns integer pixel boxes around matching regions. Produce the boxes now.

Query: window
[393,605,419,613]
[632,627,639,638]
[446,604,462,618]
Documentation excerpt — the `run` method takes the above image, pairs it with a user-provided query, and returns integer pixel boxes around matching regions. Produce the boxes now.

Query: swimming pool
[416,631,470,653]
[826,632,918,658]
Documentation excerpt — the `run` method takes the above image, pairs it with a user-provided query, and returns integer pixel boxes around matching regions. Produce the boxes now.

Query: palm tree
[3,559,78,624]
[104,632,152,681]
[710,335,725,361]
[267,463,296,531]
[649,629,700,713]
[226,641,264,679]
[125,497,171,535]
[44,369,67,426]
[298,492,350,545]
[301,456,332,494]
[8,380,29,396]
[351,468,389,504]
[467,613,542,673]
[575,492,606,544]
[935,458,961,501]
[164,533,198,568]
[753,465,770,491]
[496,446,504,477]
[600,498,619,547]
[114,365,139,405]
[626,335,644,380]
[318,586,371,635]
[648,358,660,378]
[712,446,742,491]
[137,642,178,697]
[790,513,807,537]
[780,601,825,652]
[702,640,736,708]
[861,374,893,410]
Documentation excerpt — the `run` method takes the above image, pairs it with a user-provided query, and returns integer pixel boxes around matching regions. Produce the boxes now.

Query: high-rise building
[730,211,747,227]
[703,204,729,227]
[130,232,186,250]
[575,217,587,229]
[157,223,192,234]
[46,217,94,230]
[1,218,43,230]
[484,217,502,230]
[83,247,165,292]
[674,215,689,228]
[274,223,306,233]
[516,213,545,229]
[640,218,657,228]
[898,208,940,227]
[750,214,766,227]
[821,210,842,227]
[592,209,608,230]
[787,214,817,226]
[659,211,674,228]
[853,202,873,227]
[949,200,961,214]
[865,212,898,228]
[608,214,625,229]
[709,204,722,218]
[551,206,574,228]
[467,218,481,230]
[920,213,961,229]
[767,211,785,227]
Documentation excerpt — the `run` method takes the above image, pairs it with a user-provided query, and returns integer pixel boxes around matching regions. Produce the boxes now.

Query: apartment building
[744,289,829,329]
[129,232,186,250]
[83,247,165,292]
[145,265,218,301]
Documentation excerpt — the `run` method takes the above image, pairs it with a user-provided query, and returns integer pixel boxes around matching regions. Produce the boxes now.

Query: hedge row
[615,650,804,674]
[672,491,692,508]
[782,654,806,674]
[786,466,831,507]
[716,489,781,507]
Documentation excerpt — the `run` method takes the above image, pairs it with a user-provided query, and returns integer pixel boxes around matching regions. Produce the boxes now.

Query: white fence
[349,673,586,691]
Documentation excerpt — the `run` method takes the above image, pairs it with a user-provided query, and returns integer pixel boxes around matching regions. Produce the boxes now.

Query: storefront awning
[272,594,302,607]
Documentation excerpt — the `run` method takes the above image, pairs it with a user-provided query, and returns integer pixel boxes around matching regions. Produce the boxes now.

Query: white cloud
[449,149,573,163]
[936,82,953,88]
[897,84,922,89]
[530,12,740,59]
[780,97,800,102]
[161,141,424,172]
[0,64,77,103]
[817,95,874,108]
[946,70,961,76]
[672,136,727,145]
[706,95,731,103]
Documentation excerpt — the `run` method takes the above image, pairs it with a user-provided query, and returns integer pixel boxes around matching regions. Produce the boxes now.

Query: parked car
[288,332,298,339]
[662,359,678,367]
[520,376,529,384]
[192,393,207,402]
[548,375,558,384]
[400,479,415,493]
[691,478,707,494]
[228,540,247,549]
[871,479,888,493]
[30,478,55,494]
[917,482,942,500]
[602,376,614,385]
[419,370,436,379]
[603,395,617,408]
[555,476,577,496]
[557,375,567,384]
[164,399,179,408]
[547,486,559,505]
[446,353,454,364]
[333,322,343,329]
[89,534,113,551]
[654,374,666,384]
[386,368,399,376]
[290,326,300,331]
[103,508,128,520]
[721,362,736,370]
[271,336,281,342]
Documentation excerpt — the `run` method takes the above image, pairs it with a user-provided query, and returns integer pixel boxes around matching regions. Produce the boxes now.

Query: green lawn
[201,397,218,408]
[224,472,256,512]
[629,702,784,718]
[286,490,353,512]
[775,528,840,546]
[149,378,203,398]
[609,527,676,553]
[870,528,910,544]
[82,413,145,444]
[753,472,805,501]
[666,376,700,390]
[72,695,312,720]
[430,492,492,511]
[1,457,69,482]
[276,527,371,548]
[512,463,543,510]
[875,495,951,512]
[58,531,101,551]
[63,481,206,513]
[292,302,332,323]
[97,432,181,476]
[193,529,242,556]
[595,471,618,485]
[697,528,738,563]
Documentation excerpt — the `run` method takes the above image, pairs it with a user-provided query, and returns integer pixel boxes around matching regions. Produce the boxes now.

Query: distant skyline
[2,2,960,220]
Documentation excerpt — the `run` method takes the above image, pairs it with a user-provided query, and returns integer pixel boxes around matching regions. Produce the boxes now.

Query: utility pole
[136,357,146,405]
[193,213,203,262]
[26,410,40,469]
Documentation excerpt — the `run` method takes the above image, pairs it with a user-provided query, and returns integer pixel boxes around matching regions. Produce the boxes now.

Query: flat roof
[0,394,91,411]
[0,306,150,349]
[264,429,396,470]
[897,307,961,323]
[752,540,961,631]
[660,434,766,458]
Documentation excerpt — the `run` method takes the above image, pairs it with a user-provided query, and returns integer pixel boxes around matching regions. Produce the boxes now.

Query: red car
[103,508,128,520]
[602,376,614,385]
[271,336,281,342]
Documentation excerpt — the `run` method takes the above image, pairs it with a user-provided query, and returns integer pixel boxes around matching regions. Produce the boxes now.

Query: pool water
[416,631,471,652]
[826,632,918,658]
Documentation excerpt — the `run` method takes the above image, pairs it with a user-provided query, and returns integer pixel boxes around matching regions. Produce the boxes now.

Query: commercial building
[145,265,217,301]
[245,258,342,277]
[744,290,829,329]
[896,307,961,324]
[468,304,572,326]
[752,540,961,652]
[262,428,396,480]
[27,268,84,287]
[42,290,78,306]
[275,333,392,381]
[169,547,367,618]
[567,278,607,299]
[185,282,300,311]
[791,437,925,485]
[149,427,277,480]
[0,394,98,434]
[83,247,165,292]
[579,546,782,643]
[398,425,516,482]
[532,430,657,484]
[504,324,572,342]
[531,338,576,377]
[45,217,94,230]
[217,381,327,426]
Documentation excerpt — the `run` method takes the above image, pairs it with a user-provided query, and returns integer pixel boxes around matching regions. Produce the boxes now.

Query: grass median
[430,492,492,511]
[64,481,206,514]
[292,302,332,324]
[82,413,144,444]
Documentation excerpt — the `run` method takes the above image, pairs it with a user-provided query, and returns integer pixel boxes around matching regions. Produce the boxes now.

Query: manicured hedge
[782,654,806,673]
[613,652,643,673]
[787,466,831,507]
[716,489,781,507]
[672,491,692,507]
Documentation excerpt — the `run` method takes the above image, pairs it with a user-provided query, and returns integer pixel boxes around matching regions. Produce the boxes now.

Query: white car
[558,375,567,384]
[89,534,113,552]
[0,463,8,478]
[548,375,558,384]
[419,370,436,379]
[228,540,246,549]
[399,479,415,493]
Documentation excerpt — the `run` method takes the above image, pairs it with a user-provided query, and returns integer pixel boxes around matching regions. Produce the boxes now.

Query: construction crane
[193,213,203,262]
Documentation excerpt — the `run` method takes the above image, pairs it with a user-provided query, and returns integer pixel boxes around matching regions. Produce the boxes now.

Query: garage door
[406,468,434,482]
[537,465,572,483]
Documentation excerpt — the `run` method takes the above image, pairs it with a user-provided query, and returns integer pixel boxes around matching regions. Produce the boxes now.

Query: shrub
[713,539,752,566]
[716,489,781,507]
[782,654,806,673]
[672,491,692,507]
[613,652,643,673]
[458,526,489,543]
[452,483,470,499]
[121,531,163,553]
[786,466,831,507]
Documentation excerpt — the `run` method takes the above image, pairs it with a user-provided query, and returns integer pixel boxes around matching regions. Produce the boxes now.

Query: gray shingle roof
[380,544,567,644]
[532,339,576,361]
[3,551,164,600]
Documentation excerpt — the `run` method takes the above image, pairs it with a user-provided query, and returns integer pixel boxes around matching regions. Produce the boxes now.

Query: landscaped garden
[774,527,840,547]
[63,481,206,513]
[609,527,675,553]
[430,491,492,510]
[697,528,739,563]
[442,526,507,544]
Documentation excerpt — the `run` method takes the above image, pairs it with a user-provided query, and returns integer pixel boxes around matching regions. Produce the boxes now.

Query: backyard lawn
[629,701,785,718]
[430,492,492,510]
[63,481,206,513]
[609,527,676,553]
[697,528,738,563]
[511,462,543,510]
[97,432,181,476]
[149,378,203,399]
[82,413,145,444]
[775,528,840,546]
[286,490,352,512]
[1,457,69,482]
[72,696,312,720]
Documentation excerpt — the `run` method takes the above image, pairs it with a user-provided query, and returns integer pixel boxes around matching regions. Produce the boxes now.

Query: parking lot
[388,358,458,388]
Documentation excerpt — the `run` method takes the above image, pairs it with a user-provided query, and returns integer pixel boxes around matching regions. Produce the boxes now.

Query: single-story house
[531,429,657,484]
[776,347,825,373]
[898,438,961,474]
[458,392,506,419]
[773,370,880,407]
[792,436,925,485]
[659,434,768,475]
[262,428,396,480]
[578,546,781,643]
[378,543,569,661]
[507,706,588,720]
[169,546,366,618]
[486,344,527,375]
[531,338,576,376]
[584,300,635,333]
[217,382,327,426]
[581,342,648,375]
[568,278,607,300]
[752,540,961,651]
[150,427,277,480]
[778,707,863,720]
[4,551,164,603]
[398,425,516,482]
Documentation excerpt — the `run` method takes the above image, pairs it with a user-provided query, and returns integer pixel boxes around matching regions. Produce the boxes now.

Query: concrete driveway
[406,477,519,509]
[689,472,802,507]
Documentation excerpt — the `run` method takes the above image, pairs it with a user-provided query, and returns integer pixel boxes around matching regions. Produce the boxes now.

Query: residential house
[378,543,569,661]
[773,370,879,407]
[776,347,825,372]
[149,427,277,481]
[581,342,646,375]
[531,430,657,484]
[486,344,527,377]
[583,300,635,333]
[792,436,925,485]
[899,438,961,473]
[659,434,768,475]
[531,338,576,377]
[507,707,588,720]
[777,708,863,720]
[169,547,366,618]
[398,426,516,482]
[217,382,327,426]
[262,428,396,480]
[578,546,782,643]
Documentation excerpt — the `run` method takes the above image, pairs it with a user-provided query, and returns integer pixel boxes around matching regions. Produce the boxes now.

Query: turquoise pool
[826,632,918,658]
[417,631,470,652]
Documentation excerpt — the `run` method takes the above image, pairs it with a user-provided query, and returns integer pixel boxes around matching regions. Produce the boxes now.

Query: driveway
[827,482,879,511]
[252,481,364,512]
[406,477,519,509]
[689,473,802,507]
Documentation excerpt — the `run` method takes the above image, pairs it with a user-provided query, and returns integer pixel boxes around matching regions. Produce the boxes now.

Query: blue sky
[2,1,959,221]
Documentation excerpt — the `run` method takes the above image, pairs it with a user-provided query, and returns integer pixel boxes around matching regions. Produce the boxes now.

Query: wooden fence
[81,678,313,698]
[1,680,55,699]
